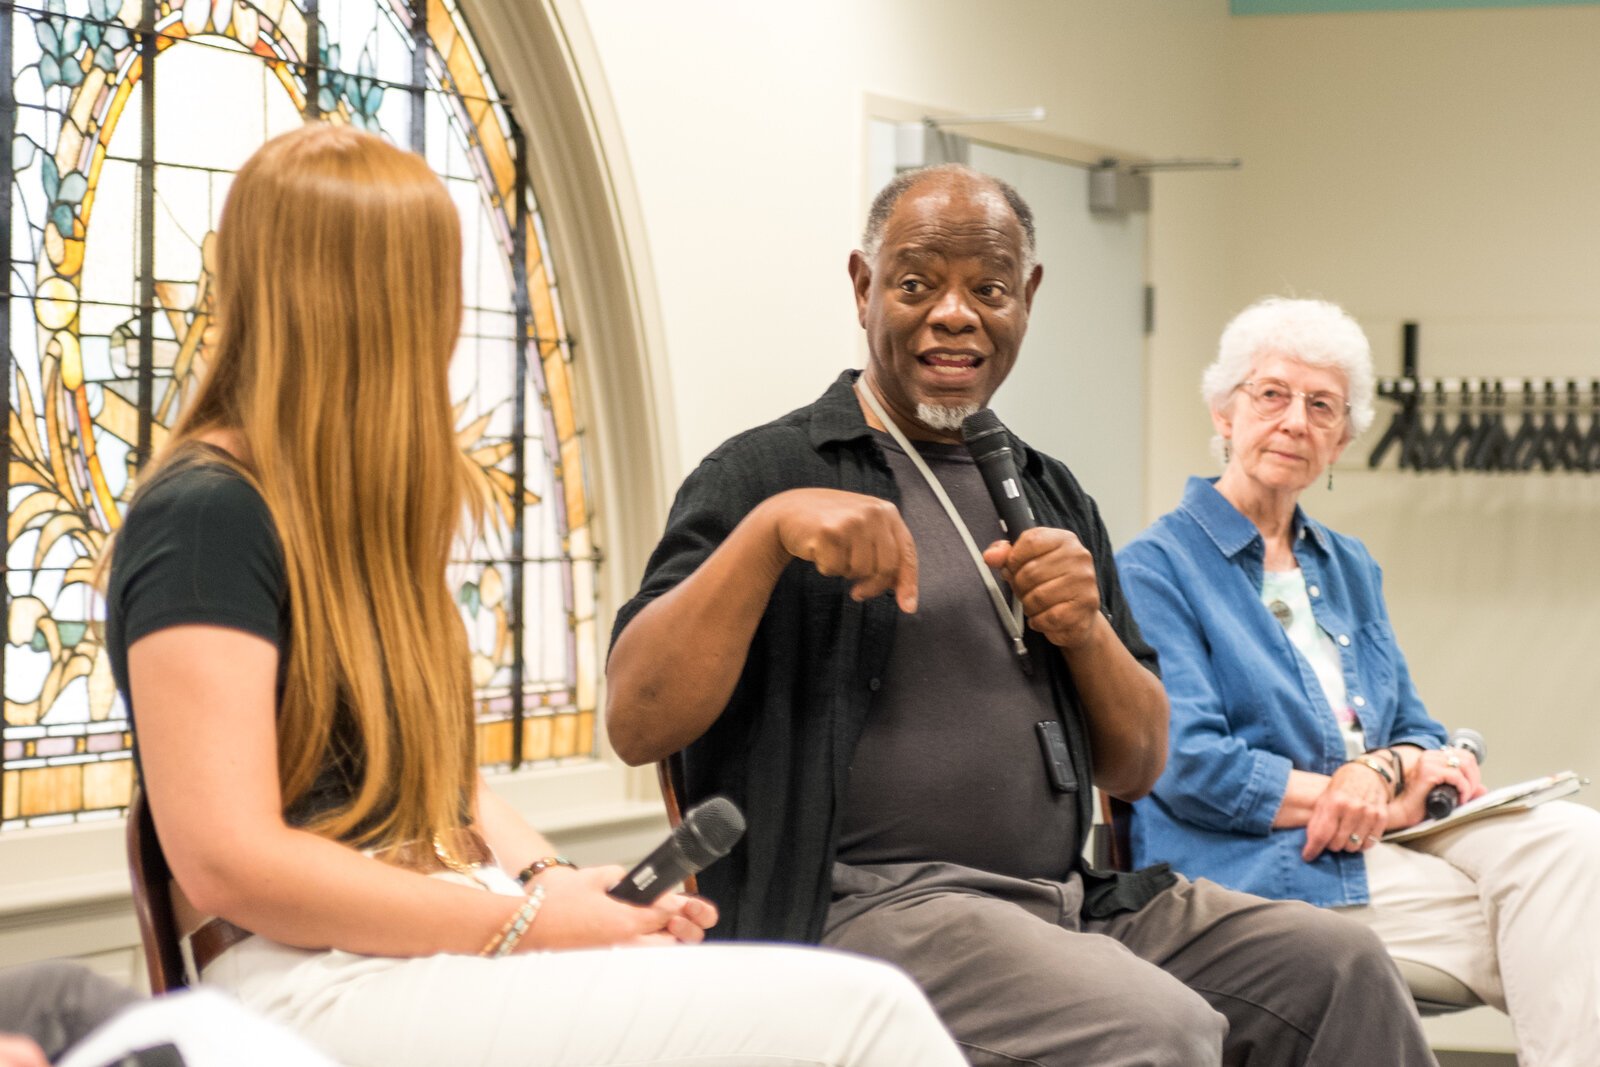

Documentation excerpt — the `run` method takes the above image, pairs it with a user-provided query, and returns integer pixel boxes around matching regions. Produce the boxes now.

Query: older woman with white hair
[1116,296,1600,1065]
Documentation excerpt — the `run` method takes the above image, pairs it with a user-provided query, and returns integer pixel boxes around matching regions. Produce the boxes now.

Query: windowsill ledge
[0,794,668,932]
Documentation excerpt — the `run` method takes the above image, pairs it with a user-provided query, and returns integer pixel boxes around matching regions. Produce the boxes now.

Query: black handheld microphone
[961,409,1036,541]
[1424,728,1488,821]
[607,796,746,905]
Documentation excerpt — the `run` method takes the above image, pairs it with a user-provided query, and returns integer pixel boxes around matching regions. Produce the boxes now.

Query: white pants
[203,933,964,1067]
[1339,801,1600,1067]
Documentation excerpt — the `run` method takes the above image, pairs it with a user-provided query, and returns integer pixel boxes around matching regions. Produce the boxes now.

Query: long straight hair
[148,123,477,857]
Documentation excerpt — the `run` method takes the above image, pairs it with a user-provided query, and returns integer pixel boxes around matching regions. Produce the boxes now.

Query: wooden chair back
[1096,791,1135,872]
[125,785,187,992]
[655,754,697,895]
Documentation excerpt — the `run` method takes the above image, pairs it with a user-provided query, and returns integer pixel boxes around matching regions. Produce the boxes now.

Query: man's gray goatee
[917,402,981,434]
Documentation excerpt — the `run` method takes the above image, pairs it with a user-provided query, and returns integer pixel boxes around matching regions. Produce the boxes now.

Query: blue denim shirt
[1115,477,1446,907]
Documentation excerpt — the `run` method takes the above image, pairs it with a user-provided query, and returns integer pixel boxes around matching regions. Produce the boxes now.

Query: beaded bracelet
[516,855,577,887]
[479,883,547,958]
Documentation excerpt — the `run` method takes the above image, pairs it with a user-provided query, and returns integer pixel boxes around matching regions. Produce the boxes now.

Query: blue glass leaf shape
[51,203,73,234]
[39,54,61,89]
[89,0,115,21]
[35,18,60,54]
[60,59,84,87]
[104,25,129,50]
[94,43,116,71]
[59,18,82,53]
[358,47,374,79]
[364,83,383,116]
[41,153,59,199]
[317,86,337,113]
[459,582,482,617]
[46,0,65,15]
[58,171,87,205]
[83,20,102,49]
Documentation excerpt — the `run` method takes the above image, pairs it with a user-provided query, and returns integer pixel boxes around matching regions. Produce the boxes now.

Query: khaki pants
[1341,800,1600,1067]
[825,862,1435,1067]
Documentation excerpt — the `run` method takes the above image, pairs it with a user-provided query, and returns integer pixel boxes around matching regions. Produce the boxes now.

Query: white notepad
[1383,770,1586,844]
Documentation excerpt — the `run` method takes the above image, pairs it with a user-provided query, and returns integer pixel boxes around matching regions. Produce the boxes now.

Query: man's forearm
[605,505,790,766]
[1064,616,1169,800]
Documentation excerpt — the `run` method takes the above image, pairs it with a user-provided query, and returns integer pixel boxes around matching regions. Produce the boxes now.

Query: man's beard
[916,401,981,434]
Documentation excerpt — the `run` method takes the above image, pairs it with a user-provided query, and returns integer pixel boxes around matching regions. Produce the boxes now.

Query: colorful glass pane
[1,0,596,827]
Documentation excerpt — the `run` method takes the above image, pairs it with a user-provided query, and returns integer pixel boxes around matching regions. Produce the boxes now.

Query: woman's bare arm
[132,625,702,955]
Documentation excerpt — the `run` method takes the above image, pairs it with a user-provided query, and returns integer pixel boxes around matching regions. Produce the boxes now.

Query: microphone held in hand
[961,409,1036,541]
[1424,728,1488,821]
[607,796,746,905]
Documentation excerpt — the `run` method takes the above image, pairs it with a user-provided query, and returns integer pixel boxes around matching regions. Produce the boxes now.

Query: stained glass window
[0,0,600,828]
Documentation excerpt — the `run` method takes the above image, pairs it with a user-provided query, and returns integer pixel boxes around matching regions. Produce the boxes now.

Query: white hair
[916,402,980,433]
[1202,297,1376,460]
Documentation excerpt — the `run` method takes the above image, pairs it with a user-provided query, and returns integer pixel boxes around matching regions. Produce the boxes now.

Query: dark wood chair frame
[125,784,188,993]
[655,753,698,895]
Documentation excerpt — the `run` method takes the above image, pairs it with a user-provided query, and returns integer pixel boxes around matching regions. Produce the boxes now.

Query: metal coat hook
[1367,322,1600,473]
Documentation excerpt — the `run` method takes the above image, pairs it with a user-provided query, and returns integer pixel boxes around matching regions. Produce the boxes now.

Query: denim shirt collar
[807,369,1046,475]
[1177,476,1331,561]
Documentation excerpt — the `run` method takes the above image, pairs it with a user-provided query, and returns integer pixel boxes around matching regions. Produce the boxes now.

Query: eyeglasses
[1237,379,1350,430]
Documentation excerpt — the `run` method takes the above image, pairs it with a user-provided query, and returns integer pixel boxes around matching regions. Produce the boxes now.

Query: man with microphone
[607,165,1434,1065]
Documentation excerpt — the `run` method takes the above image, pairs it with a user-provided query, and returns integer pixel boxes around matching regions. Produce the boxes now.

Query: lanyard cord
[856,380,1031,671]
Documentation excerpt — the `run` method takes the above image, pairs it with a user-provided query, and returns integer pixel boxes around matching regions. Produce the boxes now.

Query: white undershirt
[1261,567,1366,759]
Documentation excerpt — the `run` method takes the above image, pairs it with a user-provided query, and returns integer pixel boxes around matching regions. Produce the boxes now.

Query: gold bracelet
[1349,755,1395,791]
[479,884,547,958]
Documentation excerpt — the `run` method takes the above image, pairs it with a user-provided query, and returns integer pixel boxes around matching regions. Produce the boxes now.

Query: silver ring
[1348,833,1362,845]
[1446,755,1462,769]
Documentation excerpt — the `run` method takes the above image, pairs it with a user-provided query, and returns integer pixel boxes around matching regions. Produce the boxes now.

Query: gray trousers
[825,862,1436,1067]
[0,960,139,1060]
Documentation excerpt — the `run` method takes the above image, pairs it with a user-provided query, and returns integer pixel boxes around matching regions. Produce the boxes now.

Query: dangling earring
[1223,441,1232,463]
[1327,468,1334,491]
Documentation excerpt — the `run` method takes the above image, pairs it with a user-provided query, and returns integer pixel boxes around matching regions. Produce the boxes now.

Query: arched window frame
[0,0,672,966]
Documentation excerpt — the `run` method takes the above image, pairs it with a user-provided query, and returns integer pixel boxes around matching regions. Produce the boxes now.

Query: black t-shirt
[613,371,1168,943]
[837,433,1078,880]
[106,449,361,831]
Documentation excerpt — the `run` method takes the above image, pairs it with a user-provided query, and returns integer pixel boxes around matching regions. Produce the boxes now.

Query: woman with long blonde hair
[105,123,961,1067]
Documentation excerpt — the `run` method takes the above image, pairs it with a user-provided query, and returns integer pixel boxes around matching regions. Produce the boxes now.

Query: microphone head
[960,409,1008,457]
[1450,727,1487,764]
[673,796,747,868]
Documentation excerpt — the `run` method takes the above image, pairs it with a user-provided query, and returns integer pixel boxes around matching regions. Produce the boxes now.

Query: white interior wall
[576,0,1600,795]
[570,0,1233,476]
[1210,8,1600,792]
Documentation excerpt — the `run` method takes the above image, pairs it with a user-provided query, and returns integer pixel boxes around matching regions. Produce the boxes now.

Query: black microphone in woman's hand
[1424,728,1488,821]
[607,797,746,905]
[961,409,1036,541]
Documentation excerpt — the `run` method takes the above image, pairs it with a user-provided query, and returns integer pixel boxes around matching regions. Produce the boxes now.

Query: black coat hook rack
[1368,323,1600,473]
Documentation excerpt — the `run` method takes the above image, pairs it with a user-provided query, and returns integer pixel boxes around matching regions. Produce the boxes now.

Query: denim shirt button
[1308,584,1320,598]
[1337,634,1351,647]
[1352,695,1366,708]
